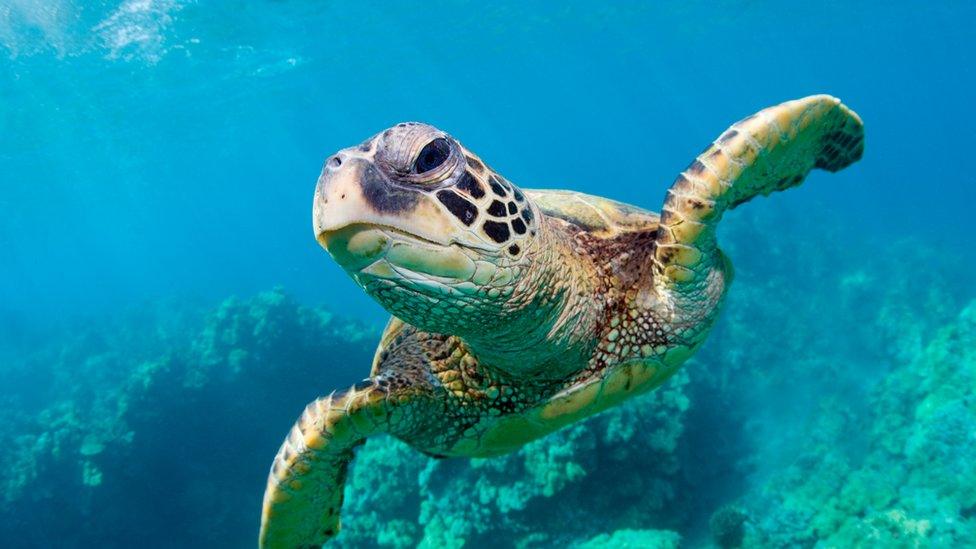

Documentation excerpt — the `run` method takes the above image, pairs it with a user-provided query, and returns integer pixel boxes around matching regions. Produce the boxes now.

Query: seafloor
[1,210,973,548]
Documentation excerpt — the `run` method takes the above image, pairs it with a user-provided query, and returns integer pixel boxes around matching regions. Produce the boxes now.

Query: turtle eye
[413,138,451,174]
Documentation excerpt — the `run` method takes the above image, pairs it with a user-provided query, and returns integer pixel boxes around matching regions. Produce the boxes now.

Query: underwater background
[1,1,975,547]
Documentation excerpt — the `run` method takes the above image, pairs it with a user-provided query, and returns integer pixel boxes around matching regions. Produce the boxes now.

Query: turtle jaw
[320,220,519,338]
[317,224,391,272]
[318,223,481,283]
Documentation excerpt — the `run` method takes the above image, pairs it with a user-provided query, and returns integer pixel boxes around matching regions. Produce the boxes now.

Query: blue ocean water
[1,2,974,548]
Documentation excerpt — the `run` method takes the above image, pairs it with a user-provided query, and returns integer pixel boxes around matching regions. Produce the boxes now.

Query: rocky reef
[741,301,976,547]
[0,289,377,547]
[0,209,973,548]
[336,370,689,548]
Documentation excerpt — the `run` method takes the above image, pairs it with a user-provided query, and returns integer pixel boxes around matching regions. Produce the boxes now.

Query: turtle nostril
[328,155,342,169]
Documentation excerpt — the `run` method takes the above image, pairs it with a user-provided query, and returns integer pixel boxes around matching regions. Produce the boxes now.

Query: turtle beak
[313,149,372,247]
[312,148,456,259]
[312,152,390,270]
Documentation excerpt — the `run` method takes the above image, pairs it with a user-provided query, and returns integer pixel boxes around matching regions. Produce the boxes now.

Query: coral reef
[337,371,689,548]
[709,505,747,548]
[0,289,377,547]
[575,529,681,548]
[0,209,973,548]
[741,301,976,548]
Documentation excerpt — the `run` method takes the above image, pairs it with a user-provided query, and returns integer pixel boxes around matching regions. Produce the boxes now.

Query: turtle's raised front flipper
[654,95,864,290]
[259,383,391,548]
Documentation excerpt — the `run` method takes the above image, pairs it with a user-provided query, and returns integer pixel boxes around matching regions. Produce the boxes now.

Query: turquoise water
[1,2,974,548]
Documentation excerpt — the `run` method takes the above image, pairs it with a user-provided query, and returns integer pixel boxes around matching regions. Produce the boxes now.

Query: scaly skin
[357,196,603,378]
[259,95,865,548]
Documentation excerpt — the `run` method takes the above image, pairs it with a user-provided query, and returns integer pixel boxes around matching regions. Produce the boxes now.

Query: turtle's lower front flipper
[259,383,393,548]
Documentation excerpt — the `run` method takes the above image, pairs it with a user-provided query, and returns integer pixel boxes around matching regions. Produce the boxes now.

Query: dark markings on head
[687,160,706,175]
[719,129,739,143]
[361,163,420,213]
[466,156,485,173]
[437,190,478,226]
[520,207,534,224]
[482,220,510,243]
[498,178,513,191]
[511,218,527,234]
[487,200,507,217]
[508,243,520,255]
[357,140,373,153]
[512,186,524,202]
[457,171,485,199]
[507,201,517,215]
[488,175,507,197]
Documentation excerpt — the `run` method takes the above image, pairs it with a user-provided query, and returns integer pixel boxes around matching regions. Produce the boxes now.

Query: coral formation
[742,301,976,548]
[709,505,747,548]
[337,370,689,548]
[575,529,681,548]
[0,289,377,546]
[0,210,973,547]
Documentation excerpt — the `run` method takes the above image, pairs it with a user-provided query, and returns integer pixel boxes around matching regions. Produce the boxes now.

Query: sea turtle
[259,95,864,547]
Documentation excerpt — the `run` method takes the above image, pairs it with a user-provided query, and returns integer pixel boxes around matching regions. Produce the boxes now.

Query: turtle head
[314,123,543,338]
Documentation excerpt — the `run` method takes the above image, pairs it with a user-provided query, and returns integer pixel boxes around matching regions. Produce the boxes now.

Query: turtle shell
[524,189,660,238]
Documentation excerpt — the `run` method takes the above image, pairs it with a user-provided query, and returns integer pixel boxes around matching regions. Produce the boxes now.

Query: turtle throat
[457,216,602,379]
